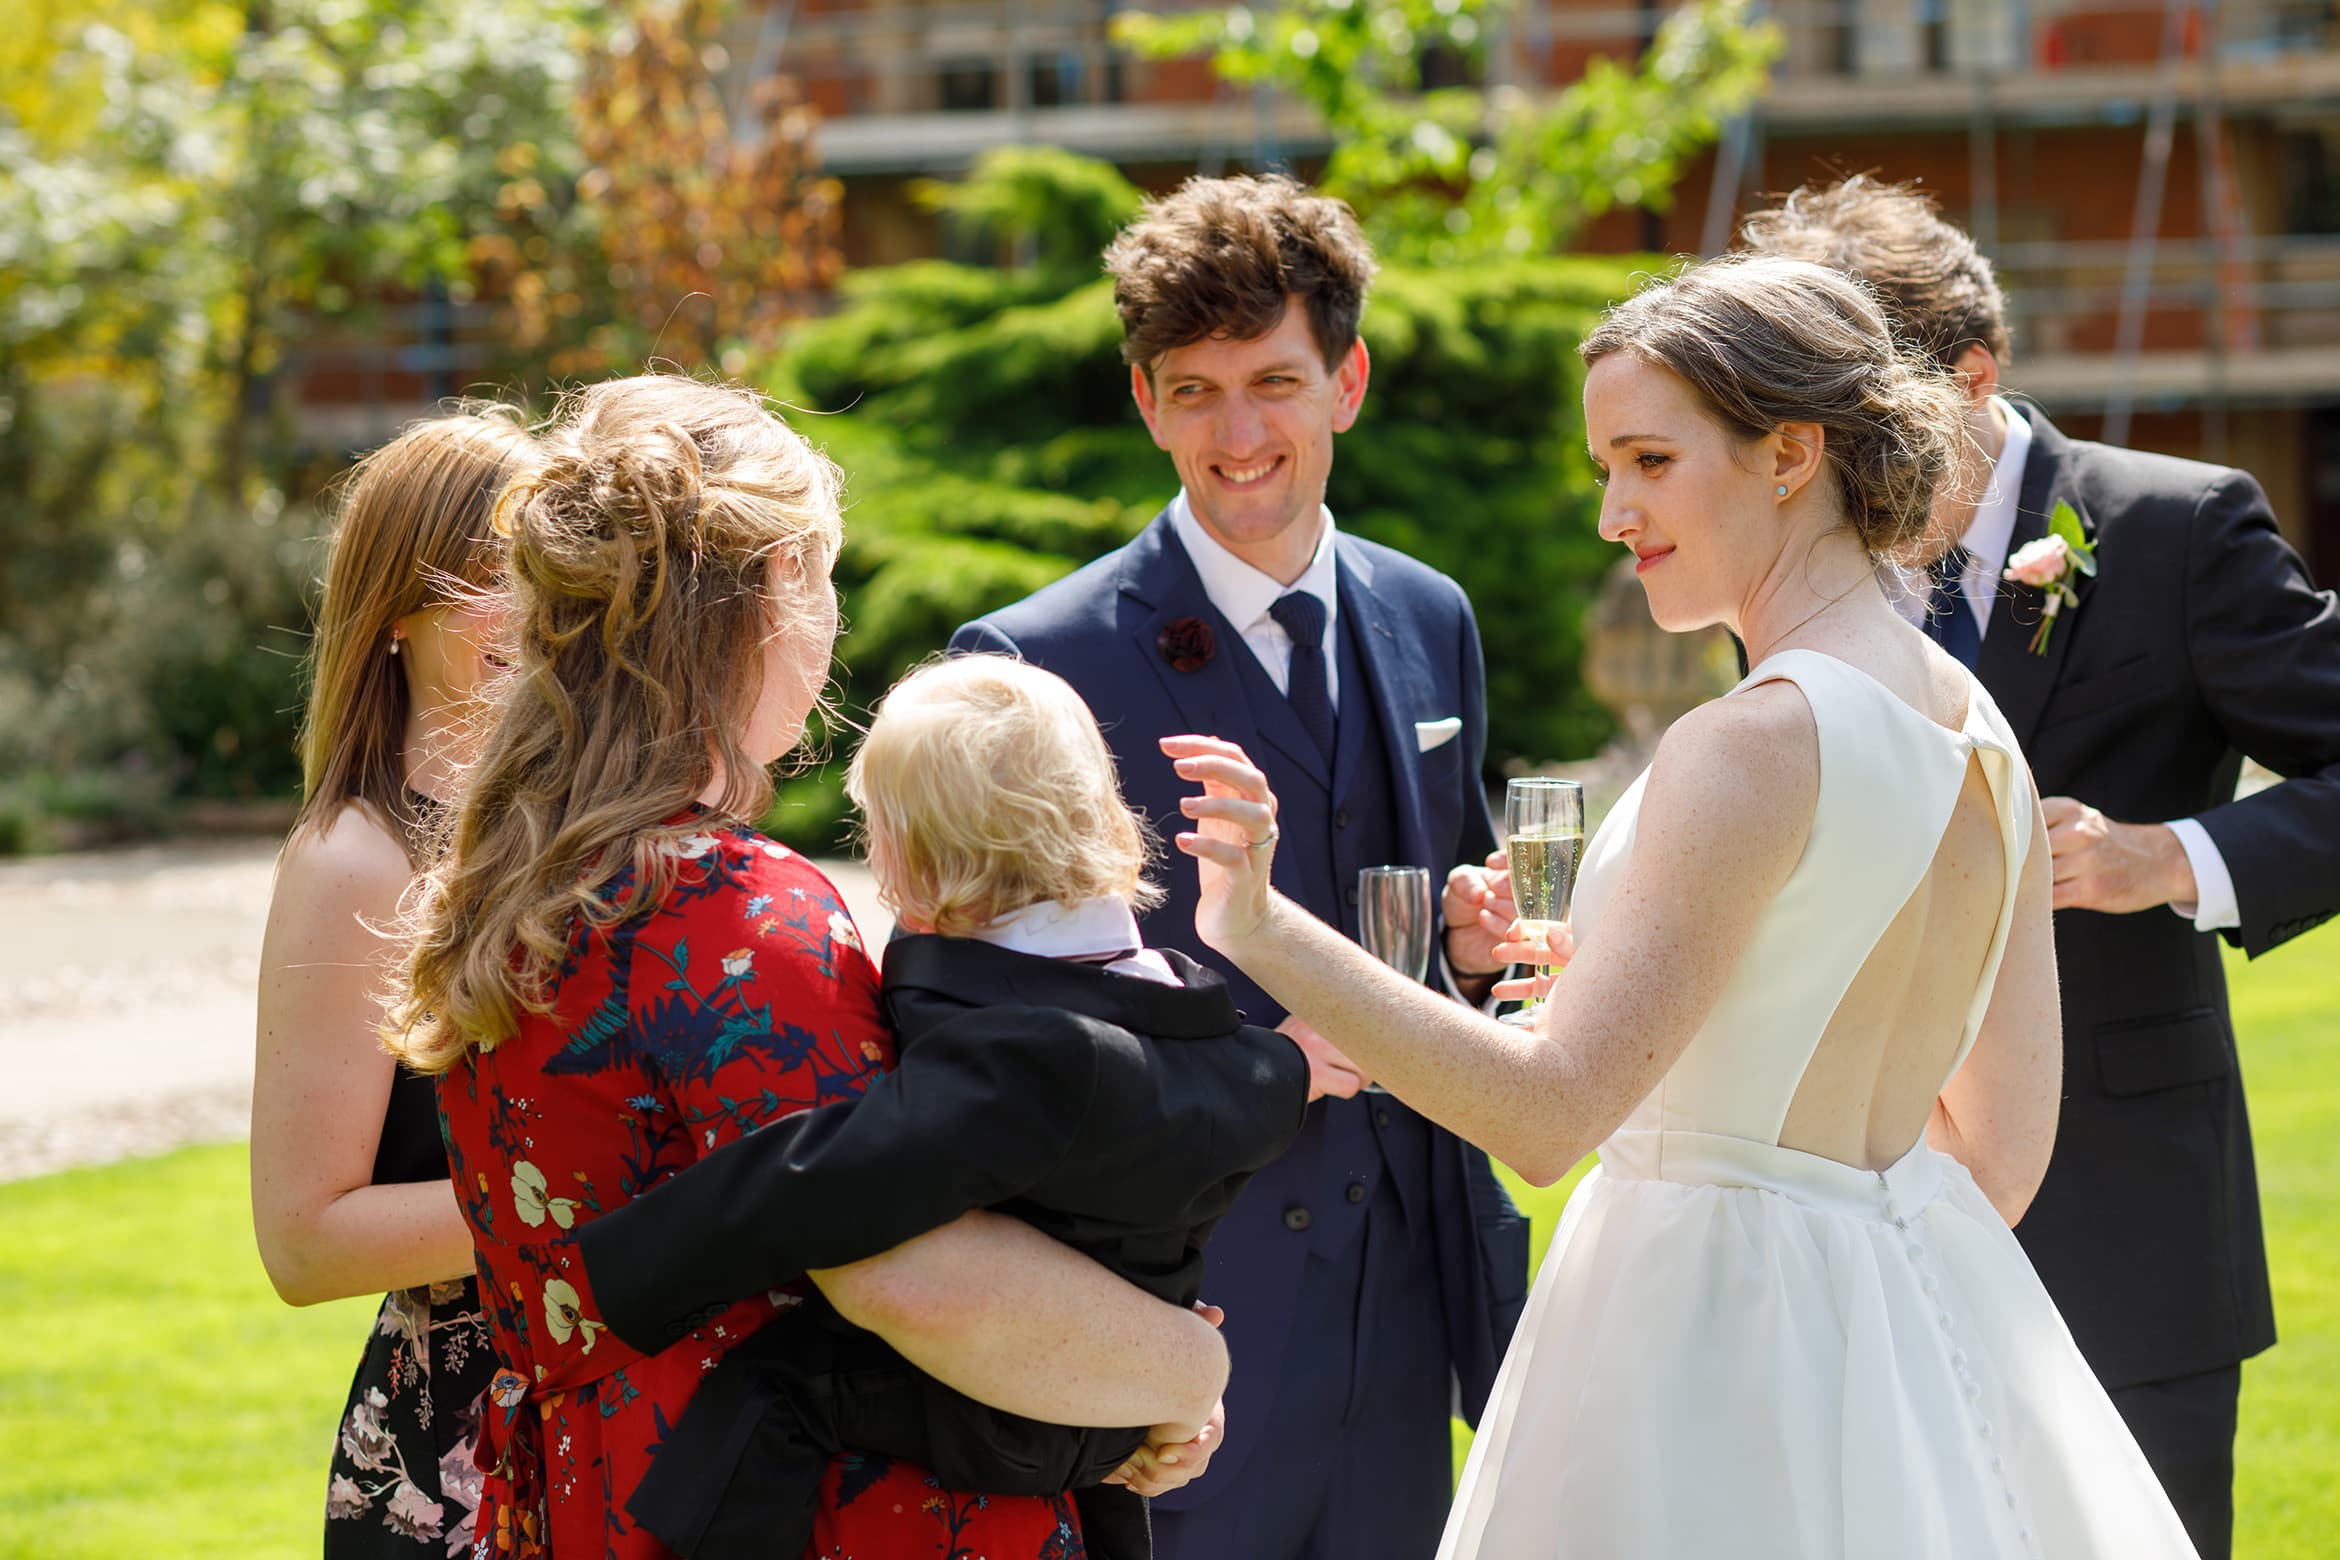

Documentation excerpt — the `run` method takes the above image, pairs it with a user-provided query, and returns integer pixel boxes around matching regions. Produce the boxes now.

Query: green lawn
[0,925,2332,1557]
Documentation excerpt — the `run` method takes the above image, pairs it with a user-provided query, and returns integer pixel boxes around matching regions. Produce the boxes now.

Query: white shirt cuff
[2165,817,2242,932]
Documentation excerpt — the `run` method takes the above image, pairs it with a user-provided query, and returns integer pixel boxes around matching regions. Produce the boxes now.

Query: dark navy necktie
[1268,590,1335,761]
[1924,545,1983,670]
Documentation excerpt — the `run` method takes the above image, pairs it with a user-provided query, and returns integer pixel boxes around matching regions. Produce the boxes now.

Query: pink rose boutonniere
[2002,500,2098,655]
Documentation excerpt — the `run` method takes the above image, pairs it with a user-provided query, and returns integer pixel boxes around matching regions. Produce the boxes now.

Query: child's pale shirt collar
[971,896,1182,987]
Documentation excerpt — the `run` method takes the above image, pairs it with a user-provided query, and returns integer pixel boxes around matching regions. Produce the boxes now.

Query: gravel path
[0,838,890,1183]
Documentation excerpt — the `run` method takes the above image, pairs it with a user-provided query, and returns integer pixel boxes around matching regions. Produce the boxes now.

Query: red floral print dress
[438,820,1086,1560]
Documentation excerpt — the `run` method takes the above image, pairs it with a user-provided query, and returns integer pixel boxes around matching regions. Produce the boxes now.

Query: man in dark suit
[1746,176,2340,1560]
[951,174,1530,1560]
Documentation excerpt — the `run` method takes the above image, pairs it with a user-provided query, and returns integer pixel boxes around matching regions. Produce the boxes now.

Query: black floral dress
[323,1066,496,1556]
[323,794,496,1557]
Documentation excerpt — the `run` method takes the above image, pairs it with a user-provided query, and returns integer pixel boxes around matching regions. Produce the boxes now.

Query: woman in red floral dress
[385,375,1229,1559]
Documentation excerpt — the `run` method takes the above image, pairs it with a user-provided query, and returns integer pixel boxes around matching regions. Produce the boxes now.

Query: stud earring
[1776,485,1789,498]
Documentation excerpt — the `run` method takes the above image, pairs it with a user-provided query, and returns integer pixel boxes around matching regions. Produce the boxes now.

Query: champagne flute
[1500,778,1584,1028]
[1356,866,1433,1094]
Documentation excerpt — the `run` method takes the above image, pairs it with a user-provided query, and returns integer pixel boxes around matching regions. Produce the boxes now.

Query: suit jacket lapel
[1336,541,1434,871]
[1125,510,1333,788]
[1122,510,1258,750]
[1978,405,2093,748]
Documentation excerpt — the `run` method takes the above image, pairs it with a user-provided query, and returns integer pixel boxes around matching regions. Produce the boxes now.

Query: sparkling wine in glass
[1356,866,1433,1094]
[1500,778,1584,1028]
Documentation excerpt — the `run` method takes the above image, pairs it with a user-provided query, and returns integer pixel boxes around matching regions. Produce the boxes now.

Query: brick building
[747,0,2340,580]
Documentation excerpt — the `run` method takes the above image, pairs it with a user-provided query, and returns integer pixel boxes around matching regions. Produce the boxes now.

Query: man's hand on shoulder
[2041,796,2198,914]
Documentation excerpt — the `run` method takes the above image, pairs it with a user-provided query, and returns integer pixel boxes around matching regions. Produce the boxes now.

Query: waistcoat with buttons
[1221,604,1434,1258]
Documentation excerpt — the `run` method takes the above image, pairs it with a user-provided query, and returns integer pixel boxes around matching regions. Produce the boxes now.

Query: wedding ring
[1247,827,1279,852]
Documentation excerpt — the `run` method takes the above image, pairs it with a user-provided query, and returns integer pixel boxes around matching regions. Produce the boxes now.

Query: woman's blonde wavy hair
[386,374,843,1073]
[295,408,534,864]
[847,655,1162,937]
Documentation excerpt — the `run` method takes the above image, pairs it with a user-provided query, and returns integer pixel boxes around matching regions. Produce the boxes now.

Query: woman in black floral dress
[250,410,535,1555]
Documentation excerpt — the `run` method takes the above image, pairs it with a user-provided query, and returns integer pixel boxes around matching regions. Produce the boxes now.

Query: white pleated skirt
[1441,1130,2200,1560]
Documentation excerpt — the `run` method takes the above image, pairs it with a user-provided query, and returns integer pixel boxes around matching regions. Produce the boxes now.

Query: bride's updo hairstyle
[388,374,843,1073]
[1580,253,1969,562]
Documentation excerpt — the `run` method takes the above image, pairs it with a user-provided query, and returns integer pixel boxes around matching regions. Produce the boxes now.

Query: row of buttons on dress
[1882,1172,2040,1558]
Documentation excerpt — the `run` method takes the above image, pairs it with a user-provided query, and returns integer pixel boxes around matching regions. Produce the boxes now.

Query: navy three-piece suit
[954,507,1531,1559]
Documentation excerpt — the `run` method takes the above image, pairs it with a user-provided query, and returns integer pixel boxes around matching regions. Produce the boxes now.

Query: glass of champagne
[1356,866,1433,1095]
[1500,778,1584,1028]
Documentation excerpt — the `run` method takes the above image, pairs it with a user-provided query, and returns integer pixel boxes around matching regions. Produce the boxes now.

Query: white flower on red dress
[827,912,861,952]
[759,839,792,860]
[670,832,721,860]
[721,948,754,979]
[509,1161,578,1230]
[384,1480,447,1541]
[541,1276,605,1353]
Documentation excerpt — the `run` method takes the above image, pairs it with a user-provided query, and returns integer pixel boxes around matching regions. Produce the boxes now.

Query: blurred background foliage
[0,0,840,848]
[0,0,1765,852]
[1114,0,1777,266]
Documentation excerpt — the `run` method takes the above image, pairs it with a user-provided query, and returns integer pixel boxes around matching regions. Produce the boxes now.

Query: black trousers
[2107,1363,2241,1560]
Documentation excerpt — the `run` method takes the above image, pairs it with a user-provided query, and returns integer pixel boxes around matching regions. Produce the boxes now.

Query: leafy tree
[0,0,845,836]
[1113,0,1779,264]
[912,144,1148,289]
[485,0,845,381]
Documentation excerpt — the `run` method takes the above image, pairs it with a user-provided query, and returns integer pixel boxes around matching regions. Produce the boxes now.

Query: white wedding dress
[1442,649,2198,1560]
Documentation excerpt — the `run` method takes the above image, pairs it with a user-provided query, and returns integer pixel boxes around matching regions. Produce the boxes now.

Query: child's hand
[1102,1397,1226,1498]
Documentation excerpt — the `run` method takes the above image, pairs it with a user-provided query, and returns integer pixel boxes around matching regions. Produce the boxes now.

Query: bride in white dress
[1162,254,2199,1558]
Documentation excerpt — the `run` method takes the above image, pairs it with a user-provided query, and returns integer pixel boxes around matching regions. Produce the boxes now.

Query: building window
[937,58,998,112]
[1030,52,1083,108]
[2279,128,2340,235]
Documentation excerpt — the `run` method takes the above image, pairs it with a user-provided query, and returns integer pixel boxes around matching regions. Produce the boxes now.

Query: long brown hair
[295,410,536,862]
[386,375,843,1074]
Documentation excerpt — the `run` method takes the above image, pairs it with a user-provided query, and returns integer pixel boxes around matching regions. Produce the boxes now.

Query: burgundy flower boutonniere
[1158,616,1215,673]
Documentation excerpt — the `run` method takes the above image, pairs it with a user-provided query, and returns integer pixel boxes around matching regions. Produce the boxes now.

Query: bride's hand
[1161,734,1279,954]
[1489,918,1576,1004]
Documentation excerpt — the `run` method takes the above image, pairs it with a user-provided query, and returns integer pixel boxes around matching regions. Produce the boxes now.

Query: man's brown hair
[1103,174,1378,373]
[1738,175,2011,370]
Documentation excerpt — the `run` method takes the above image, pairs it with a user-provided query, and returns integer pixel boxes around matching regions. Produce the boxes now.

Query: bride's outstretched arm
[1164,686,1817,1185]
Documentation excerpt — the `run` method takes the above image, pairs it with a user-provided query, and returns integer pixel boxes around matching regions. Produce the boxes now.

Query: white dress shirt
[1895,397,2238,932]
[970,895,1183,986]
[1169,489,1342,710]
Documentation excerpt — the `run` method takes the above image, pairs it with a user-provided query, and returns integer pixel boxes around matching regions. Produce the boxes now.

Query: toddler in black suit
[574,655,1311,1559]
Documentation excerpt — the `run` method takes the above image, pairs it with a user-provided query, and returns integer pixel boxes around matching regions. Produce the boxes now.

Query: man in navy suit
[951,175,1530,1559]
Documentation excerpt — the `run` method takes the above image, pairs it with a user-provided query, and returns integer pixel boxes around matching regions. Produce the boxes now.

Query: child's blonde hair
[849,655,1162,936]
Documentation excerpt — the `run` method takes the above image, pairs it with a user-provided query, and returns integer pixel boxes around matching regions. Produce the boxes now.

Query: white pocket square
[1415,717,1463,754]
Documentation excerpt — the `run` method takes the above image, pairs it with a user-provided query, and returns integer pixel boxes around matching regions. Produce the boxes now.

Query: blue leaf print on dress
[833,1452,893,1512]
